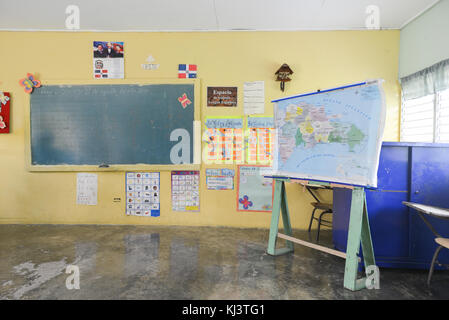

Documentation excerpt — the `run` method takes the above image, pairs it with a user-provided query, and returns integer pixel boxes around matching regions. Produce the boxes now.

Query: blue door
[409,146,449,268]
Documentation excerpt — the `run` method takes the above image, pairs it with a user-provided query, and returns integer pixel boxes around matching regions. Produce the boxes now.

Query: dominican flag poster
[178,64,197,78]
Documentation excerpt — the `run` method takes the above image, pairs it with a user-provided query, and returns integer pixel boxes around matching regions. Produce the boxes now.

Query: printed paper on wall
[126,172,160,217]
[171,171,200,212]
[93,41,124,79]
[77,173,98,205]
[205,168,234,190]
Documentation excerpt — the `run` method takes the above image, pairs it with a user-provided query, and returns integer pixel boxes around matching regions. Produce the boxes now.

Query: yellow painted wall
[0,30,400,228]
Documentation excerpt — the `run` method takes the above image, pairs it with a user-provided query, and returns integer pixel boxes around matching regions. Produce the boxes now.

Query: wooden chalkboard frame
[25,79,201,172]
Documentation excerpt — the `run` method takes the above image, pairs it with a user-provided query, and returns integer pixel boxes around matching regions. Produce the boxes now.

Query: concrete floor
[0,224,448,300]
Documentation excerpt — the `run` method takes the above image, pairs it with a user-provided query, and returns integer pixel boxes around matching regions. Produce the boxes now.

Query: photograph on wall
[171,171,200,212]
[93,41,124,79]
[207,87,238,107]
[126,172,160,217]
[237,165,273,212]
[205,168,234,190]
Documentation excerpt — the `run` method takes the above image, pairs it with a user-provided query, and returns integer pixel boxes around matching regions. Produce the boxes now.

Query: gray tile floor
[0,224,448,300]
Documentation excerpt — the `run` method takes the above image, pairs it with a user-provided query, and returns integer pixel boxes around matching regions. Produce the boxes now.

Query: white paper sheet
[76,173,98,205]
[244,81,265,114]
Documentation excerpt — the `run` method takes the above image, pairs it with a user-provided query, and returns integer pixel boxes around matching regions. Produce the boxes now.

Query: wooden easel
[266,177,377,291]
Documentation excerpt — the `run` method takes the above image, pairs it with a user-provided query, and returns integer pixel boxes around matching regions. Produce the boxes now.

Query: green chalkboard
[30,84,195,167]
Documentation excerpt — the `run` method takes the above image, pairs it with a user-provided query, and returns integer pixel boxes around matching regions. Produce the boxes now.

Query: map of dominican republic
[272,82,386,187]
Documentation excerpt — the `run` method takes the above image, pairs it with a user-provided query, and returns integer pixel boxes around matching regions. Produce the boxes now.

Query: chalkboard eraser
[99,164,109,168]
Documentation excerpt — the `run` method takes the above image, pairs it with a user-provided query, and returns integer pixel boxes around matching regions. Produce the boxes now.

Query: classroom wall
[399,0,449,78]
[0,30,400,228]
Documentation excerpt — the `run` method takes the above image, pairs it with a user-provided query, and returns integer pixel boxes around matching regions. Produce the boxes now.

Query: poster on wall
[0,91,11,133]
[93,41,124,79]
[204,117,244,164]
[247,116,274,164]
[205,168,234,190]
[207,87,238,107]
[237,165,273,212]
[171,171,200,212]
[76,173,98,205]
[126,172,160,217]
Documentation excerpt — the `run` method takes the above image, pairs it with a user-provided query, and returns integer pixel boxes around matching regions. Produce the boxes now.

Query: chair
[308,201,333,242]
[428,237,449,285]
[403,202,449,285]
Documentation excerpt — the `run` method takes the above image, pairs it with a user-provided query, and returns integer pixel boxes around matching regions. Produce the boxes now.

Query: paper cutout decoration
[0,91,10,105]
[178,93,192,108]
[0,116,6,129]
[239,195,253,210]
[178,64,197,78]
[141,55,160,70]
[19,73,41,93]
[0,91,10,133]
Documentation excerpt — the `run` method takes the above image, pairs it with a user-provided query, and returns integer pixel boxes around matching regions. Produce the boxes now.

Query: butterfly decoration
[0,116,6,130]
[239,195,253,210]
[178,93,192,109]
[0,91,10,106]
[19,73,41,94]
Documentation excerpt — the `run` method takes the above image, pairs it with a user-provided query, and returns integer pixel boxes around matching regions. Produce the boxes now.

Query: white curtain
[401,58,449,100]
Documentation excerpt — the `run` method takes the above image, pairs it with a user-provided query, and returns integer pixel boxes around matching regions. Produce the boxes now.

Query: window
[401,88,449,143]
[437,89,449,142]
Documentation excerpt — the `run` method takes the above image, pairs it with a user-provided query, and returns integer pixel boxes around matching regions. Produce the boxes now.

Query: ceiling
[0,0,441,32]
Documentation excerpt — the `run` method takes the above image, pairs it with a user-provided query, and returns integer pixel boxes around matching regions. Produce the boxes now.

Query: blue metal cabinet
[333,142,449,269]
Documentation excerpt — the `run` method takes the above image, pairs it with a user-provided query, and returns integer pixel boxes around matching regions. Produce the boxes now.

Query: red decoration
[178,93,192,109]
[0,92,10,133]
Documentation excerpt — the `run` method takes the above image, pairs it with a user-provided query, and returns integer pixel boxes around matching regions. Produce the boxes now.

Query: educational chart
[247,116,274,164]
[237,165,273,212]
[205,168,234,190]
[76,173,97,205]
[171,171,200,212]
[126,172,160,217]
[204,117,244,164]
[93,41,124,79]
[272,81,386,187]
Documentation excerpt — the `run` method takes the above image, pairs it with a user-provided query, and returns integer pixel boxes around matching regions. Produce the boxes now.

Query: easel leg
[360,193,377,287]
[361,193,375,265]
[343,187,367,291]
[280,182,294,251]
[267,180,294,255]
